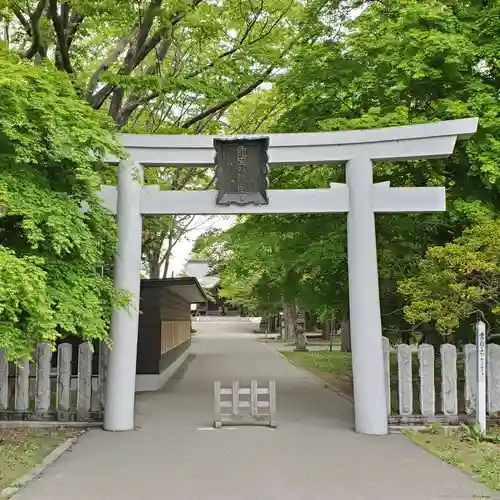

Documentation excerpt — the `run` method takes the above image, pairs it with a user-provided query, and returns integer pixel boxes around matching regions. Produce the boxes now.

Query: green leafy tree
[399,218,500,341]
[0,0,330,282]
[268,0,500,342]
[205,0,500,347]
[0,48,127,358]
[0,0,314,132]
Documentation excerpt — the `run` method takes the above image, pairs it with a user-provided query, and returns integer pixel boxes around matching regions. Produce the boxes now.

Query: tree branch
[109,87,125,121]
[90,0,205,118]
[90,0,165,110]
[85,31,136,101]
[22,0,48,60]
[118,4,289,130]
[61,2,69,28]
[112,0,162,116]
[181,66,274,129]
[135,0,164,60]
[186,0,290,80]
[67,12,84,49]
[115,37,173,127]
[134,0,204,67]
[48,0,73,72]
[11,4,32,36]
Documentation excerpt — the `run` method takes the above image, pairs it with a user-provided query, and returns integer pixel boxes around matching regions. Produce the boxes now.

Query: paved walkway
[14,319,495,499]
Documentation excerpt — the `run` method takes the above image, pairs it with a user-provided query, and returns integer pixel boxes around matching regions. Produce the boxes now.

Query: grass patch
[281,350,354,397]
[282,350,352,382]
[405,425,500,492]
[280,349,467,414]
[0,427,76,490]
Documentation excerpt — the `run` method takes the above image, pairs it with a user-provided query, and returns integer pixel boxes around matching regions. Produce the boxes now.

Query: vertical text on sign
[236,145,248,194]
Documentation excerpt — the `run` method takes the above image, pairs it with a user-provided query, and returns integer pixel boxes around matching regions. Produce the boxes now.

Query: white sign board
[476,320,487,432]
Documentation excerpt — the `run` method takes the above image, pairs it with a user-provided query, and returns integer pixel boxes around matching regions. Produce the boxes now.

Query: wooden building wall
[135,284,161,374]
[54,280,197,376]
[137,282,193,375]
[158,289,191,372]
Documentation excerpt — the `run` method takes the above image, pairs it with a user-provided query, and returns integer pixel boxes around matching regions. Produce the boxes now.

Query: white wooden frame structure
[100,118,478,436]
[213,380,277,428]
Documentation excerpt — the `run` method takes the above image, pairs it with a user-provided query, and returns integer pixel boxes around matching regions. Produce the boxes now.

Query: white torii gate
[99,118,478,435]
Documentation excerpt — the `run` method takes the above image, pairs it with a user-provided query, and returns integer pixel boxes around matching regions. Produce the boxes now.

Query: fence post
[15,359,30,411]
[397,344,412,416]
[98,342,109,412]
[35,344,52,418]
[441,344,458,419]
[464,344,477,416]
[269,379,277,428]
[418,344,435,417]
[214,381,221,429]
[488,343,500,415]
[77,343,92,420]
[382,337,391,415]
[57,343,72,420]
[232,381,240,419]
[250,379,258,417]
[0,348,8,411]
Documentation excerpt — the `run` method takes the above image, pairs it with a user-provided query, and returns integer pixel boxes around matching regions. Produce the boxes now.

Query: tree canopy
[0,0,341,281]
[0,48,126,358]
[197,0,500,344]
[3,0,500,354]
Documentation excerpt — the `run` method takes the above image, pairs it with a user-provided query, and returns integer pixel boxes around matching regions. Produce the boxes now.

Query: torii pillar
[103,162,143,432]
[347,157,387,434]
[346,164,457,434]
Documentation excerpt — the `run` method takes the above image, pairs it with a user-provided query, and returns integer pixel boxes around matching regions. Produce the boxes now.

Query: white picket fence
[384,336,500,424]
[0,342,108,422]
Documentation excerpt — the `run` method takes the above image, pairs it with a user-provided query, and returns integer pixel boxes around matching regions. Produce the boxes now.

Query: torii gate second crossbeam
[99,118,478,436]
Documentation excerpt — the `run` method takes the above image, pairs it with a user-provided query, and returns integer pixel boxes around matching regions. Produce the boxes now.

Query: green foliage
[461,423,500,444]
[1,0,316,132]
[1,0,329,283]
[202,0,500,341]
[0,49,127,358]
[399,219,500,336]
[406,425,500,492]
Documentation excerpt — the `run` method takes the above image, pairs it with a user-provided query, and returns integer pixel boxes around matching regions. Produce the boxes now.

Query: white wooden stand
[214,380,277,428]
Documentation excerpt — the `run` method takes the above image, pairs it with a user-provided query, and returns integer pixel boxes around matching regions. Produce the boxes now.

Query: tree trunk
[161,254,171,278]
[322,320,330,340]
[148,259,161,279]
[282,302,296,342]
[421,324,443,352]
[305,312,318,332]
[340,317,351,353]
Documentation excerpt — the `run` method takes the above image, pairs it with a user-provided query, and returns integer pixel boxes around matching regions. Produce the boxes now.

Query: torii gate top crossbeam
[107,118,478,166]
